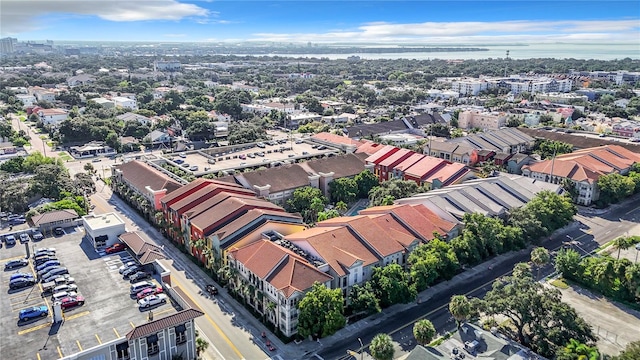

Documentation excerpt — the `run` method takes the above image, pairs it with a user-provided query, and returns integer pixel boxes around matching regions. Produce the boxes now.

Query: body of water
[251,43,640,61]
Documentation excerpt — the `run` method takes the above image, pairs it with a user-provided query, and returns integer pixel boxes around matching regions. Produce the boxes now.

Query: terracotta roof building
[228,239,332,337]
[30,209,79,231]
[522,144,640,205]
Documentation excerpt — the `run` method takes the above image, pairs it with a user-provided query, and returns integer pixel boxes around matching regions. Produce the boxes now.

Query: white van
[130,281,154,295]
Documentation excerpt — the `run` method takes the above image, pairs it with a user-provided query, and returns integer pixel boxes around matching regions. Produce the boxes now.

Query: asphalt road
[319,199,640,360]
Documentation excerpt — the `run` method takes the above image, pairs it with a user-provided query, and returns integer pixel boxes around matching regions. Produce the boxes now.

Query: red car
[105,243,126,254]
[136,286,164,300]
[60,295,85,310]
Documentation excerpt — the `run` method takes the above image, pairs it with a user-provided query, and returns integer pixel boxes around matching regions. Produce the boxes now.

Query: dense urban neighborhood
[1,39,640,360]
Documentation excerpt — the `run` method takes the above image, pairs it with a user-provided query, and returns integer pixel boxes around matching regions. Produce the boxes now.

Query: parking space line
[17,322,50,335]
[153,308,173,317]
[37,352,41,360]
[2,255,29,262]
[130,321,135,328]
[95,334,102,344]
[76,340,82,351]
[113,328,120,338]
[64,310,90,321]
[57,346,62,358]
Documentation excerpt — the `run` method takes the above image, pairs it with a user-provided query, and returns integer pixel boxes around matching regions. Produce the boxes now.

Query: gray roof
[396,174,562,221]
[117,112,151,123]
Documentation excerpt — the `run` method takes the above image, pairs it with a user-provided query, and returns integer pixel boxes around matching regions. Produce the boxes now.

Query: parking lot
[1,226,173,359]
[163,137,339,176]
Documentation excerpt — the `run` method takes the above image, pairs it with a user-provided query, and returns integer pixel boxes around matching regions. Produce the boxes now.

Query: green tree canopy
[448,295,472,327]
[347,283,380,316]
[368,179,425,206]
[297,282,346,339]
[413,319,436,346]
[369,333,394,360]
[354,170,380,198]
[328,177,358,204]
[371,263,416,308]
[533,139,573,159]
[597,173,635,207]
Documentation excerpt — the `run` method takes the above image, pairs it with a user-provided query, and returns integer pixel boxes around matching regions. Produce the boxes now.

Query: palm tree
[369,333,394,360]
[413,319,436,345]
[448,295,471,328]
[613,236,633,260]
[335,201,348,214]
[530,247,550,280]
[195,336,209,359]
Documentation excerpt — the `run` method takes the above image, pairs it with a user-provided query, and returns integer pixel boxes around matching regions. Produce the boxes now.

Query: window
[175,324,187,345]
[116,342,130,360]
[147,335,159,356]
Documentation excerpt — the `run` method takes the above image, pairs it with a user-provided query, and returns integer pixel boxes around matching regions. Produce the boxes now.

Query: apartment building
[522,145,640,205]
[458,110,507,130]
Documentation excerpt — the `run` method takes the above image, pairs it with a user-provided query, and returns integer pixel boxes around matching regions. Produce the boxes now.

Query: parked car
[189,166,198,171]
[34,256,58,266]
[53,284,78,294]
[60,295,85,310]
[10,277,36,290]
[18,306,48,321]
[174,159,184,164]
[41,267,68,280]
[31,231,44,241]
[36,260,61,272]
[122,266,141,279]
[4,258,28,270]
[53,227,65,236]
[53,276,75,286]
[10,218,26,225]
[5,235,16,246]
[19,233,30,243]
[129,271,151,282]
[105,243,126,254]
[10,272,34,281]
[136,286,164,300]
[38,265,62,276]
[118,261,138,274]
[138,294,167,308]
[35,247,56,254]
[52,291,78,302]
[42,273,72,284]
[130,281,155,295]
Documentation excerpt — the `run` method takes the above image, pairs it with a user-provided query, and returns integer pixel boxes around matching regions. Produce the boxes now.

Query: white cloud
[1,0,209,35]
[251,19,640,44]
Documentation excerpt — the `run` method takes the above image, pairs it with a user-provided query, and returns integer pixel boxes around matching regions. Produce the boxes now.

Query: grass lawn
[46,141,55,147]
[19,116,26,121]
[550,278,570,289]
[40,135,48,140]
[59,154,73,161]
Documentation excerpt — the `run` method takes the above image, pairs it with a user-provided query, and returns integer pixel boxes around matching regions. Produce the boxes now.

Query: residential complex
[522,145,640,205]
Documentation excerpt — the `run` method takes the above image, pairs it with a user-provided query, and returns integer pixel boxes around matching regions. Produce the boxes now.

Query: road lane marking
[171,278,245,359]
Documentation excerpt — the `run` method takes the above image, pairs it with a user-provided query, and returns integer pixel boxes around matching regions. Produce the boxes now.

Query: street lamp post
[358,338,364,360]
[635,243,640,263]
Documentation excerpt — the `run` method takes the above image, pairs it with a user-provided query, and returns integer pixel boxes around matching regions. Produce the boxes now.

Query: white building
[82,212,127,249]
[38,108,68,125]
[153,60,181,72]
[113,96,138,110]
[90,97,116,109]
[451,79,489,96]
[458,110,507,130]
[16,94,36,108]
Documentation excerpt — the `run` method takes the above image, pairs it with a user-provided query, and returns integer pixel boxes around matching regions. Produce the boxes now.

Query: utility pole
[504,50,510,77]
[358,338,364,360]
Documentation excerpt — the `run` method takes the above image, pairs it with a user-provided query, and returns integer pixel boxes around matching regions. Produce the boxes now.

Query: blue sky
[2,1,639,43]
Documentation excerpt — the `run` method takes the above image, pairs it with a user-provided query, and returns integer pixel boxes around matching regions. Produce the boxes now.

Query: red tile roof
[182,190,256,219]
[403,156,448,179]
[312,132,364,147]
[189,197,284,234]
[378,148,413,168]
[126,309,204,340]
[118,232,165,265]
[424,162,469,185]
[115,160,182,195]
[229,240,332,299]
[161,178,243,206]
[359,204,457,240]
[286,226,380,277]
[213,209,302,242]
[356,141,385,155]
[393,153,426,172]
[317,216,407,256]
[364,145,399,165]
[31,209,79,227]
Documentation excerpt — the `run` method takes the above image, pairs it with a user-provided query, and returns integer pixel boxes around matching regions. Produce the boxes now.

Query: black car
[10,278,36,290]
[4,258,28,270]
[32,231,44,241]
[129,271,151,282]
[53,227,65,236]
[122,266,141,278]
[4,235,16,246]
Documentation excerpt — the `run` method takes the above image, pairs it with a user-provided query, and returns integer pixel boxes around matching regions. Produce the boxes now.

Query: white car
[52,291,78,302]
[53,284,78,294]
[138,294,167,308]
[118,261,137,274]
[35,247,56,254]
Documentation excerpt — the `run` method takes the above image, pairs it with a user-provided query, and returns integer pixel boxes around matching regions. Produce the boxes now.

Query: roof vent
[102,215,107,220]
[105,219,110,223]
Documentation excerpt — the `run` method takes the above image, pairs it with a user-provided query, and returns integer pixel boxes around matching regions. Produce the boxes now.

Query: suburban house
[227,239,332,338]
[112,96,138,110]
[111,160,183,220]
[522,145,640,205]
[90,97,115,109]
[38,108,68,125]
[66,74,96,87]
[146,130,172,146]
[30,209,80,232]
[116,112,152,126]
[506,153,535,174]
[16,94,37,107]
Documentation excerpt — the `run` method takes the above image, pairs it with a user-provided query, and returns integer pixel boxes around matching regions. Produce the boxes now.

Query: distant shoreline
[230,47,489,55]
